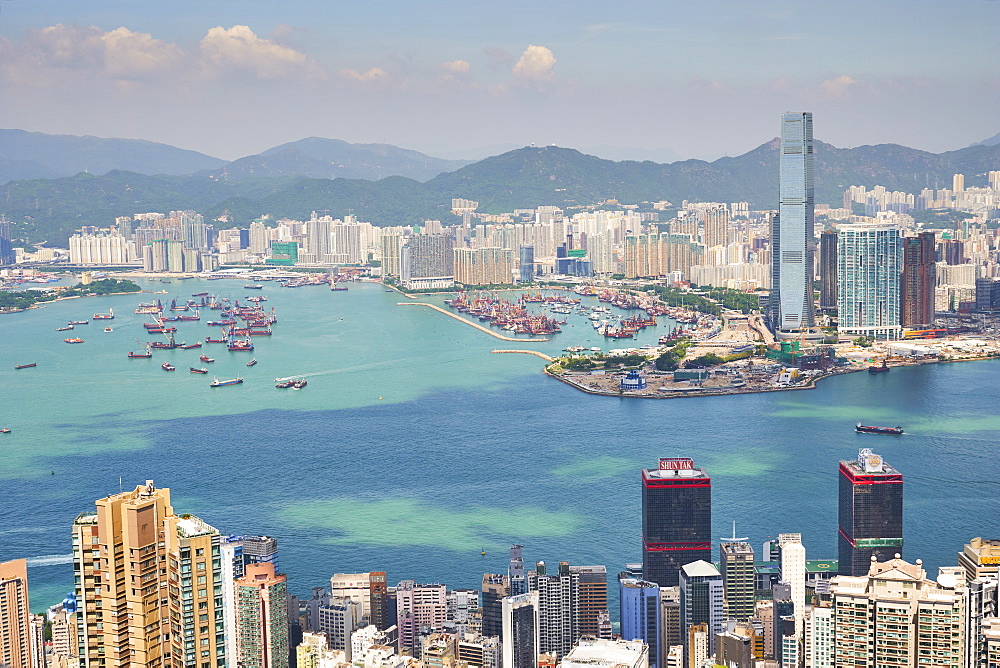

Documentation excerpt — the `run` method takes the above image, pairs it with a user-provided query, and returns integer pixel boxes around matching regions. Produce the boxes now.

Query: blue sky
[1,0,997,161]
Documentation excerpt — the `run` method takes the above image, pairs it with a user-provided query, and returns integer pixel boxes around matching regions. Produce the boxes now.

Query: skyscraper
[703,207,730,251]
[818,230,838,311]
[0,218,15,265]
[720,541,755,622]
[501,592,539,668]
[528,561,579,658]
[509,545,526,596]
[642,458,712,587]
[838,449,903,575]
[481,574,510,639]
[619,579,660,668]
[770,111,816,333]
[236,562,289,668]
[329,572,388,630]
[0,559,31,668]
[679,561,724,662]
[837,223,904,339]
[901,232,937,326]
[569,565,609,639]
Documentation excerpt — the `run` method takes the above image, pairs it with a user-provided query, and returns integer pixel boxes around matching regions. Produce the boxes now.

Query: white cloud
[442,60,471,76]
[199,25,317,79]
[512,45,556,81]
[818,75,856,98]
[339,67,388,83]
[101,27,184,78]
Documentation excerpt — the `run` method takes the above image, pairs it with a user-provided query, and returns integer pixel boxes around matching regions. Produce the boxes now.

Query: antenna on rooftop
[720,520,749,542]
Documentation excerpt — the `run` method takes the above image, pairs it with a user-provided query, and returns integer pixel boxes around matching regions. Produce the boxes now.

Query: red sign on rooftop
[659,458,694,471]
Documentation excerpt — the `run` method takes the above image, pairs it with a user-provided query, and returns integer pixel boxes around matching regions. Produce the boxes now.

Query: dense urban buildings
[641,458,712,588]
[0,559,32,668]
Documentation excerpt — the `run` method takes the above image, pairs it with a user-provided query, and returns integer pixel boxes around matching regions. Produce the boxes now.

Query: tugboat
[868,360,890,374]
[161,362,176,371]
[856,423,904,435]
[210,377,243,387]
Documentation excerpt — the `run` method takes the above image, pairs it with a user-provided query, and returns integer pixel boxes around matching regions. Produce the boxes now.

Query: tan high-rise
[0,558,32,668]
[72,480,224,668]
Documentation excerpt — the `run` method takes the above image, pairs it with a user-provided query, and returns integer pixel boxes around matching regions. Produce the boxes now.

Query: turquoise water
[2,280,999,612]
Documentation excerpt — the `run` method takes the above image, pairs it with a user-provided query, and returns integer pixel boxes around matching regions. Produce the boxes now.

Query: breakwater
[397,302,548,342]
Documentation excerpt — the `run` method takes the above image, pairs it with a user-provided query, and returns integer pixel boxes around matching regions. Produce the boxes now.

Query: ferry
[856,423,904,435]
[189,367,209,374]
[64,338,84,344]
[210,377,243,387]
[161,362,176,371]
[14,363,37,370]
[128,351,153,359]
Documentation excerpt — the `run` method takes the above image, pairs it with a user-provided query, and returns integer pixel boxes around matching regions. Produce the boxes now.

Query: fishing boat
[199,355,215,363]
[161,362,176,371]
[189,367,208,374]
[128,351,153,358]
[210,377,243,387]
[55,325,74,331]
[64,338,84,344]
[856,423,904,435]
[14,362,37,370]
[246,358,258,367]
[93,308,114,320]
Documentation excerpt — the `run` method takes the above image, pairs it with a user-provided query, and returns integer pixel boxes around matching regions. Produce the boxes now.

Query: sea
[1,278,999,615]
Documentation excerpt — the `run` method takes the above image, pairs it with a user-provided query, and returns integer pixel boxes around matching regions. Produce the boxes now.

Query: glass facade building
[619,579,660,668]
[770,111,815,332]
[838,449,903,575]
[901,232,937,326]
[837,223,903,339]
[642,458,712,588]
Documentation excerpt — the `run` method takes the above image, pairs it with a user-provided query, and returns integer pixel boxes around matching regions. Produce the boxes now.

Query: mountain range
[2,130,999,246]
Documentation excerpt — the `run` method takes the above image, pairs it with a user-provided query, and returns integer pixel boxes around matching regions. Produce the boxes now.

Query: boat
[14,363,37,370]
[93,308,114,320]
[104,327,113,332]
[292,379,307,389]
[55,325,74,331]
[64,338,84,344]
[244,284,263,290]
[856,423,904,435]
[192,292,209,297]
[179,343,203,350]
[189,367,209,374]
[162,362,176,371]
[275,379,296,388]
[205,336,227,343]
[0,428,10,434]
[868,360,890,374]
[128,351,153,359]
[68,320,89,325]
[210,377,243,387]
[199,355,215,363]
[246,358,258,367]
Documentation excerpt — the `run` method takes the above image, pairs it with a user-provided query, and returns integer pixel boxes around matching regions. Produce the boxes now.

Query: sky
[1,0,998,162]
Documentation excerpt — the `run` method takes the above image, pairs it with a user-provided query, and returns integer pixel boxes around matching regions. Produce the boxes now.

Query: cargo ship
[199,355,215,363]
[68,320,89,325]
[856,423,903,435]
[868,360,890,374]
[189,367,208,374]
[93,308,114,320]
[56,325,74,331]
[14,362,37,370]
[210,377,243,387]
[128,351,153,359]
[179,343,203,350]
[64,338,84,344]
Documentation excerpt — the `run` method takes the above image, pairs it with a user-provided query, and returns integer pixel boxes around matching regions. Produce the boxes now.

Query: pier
[491,349,555,361]
[397,303,549,342]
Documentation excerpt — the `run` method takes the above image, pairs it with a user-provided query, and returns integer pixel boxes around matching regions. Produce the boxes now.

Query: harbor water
[1,280,999,612]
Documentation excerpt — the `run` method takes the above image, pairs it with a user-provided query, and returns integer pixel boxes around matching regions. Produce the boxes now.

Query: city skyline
[0,1,997,161]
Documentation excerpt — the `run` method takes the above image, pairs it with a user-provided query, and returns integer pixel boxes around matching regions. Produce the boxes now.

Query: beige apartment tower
[71,480,225,668]
[0,558,32,668]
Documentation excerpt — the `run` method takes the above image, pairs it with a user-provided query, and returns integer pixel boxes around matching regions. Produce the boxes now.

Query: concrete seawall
[491,349,555,361]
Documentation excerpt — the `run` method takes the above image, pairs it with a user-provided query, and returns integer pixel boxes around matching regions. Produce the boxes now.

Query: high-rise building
[720,542,755,622]
[528,561,579,658]
[71,480,226,668]
[770,111,816,333]
[901,232,937,326]
[501,592,539,668]
[703,208,730,252]
[519,245,535,283]
[329,572,388,630]
[805,605,834,668]
[401,234,455,285]
[958,537,1000,583]
[642,458,712,587]
[659,586,681,656]
[236,562,289,668]
[453,247,514,286]
[0,559,31,668]
[318,597,362,659]
[570,565,609,639]
[619,578,660,668]
[0,218,14,265]
[457,633,501,668]
[953,173,966,193]
[395,581,447,655]
[838,449,903,575]
[509,545,526,596]
[481,574,510,639]
[828,556,966,667]
[818,230,838,310]
[837,223,904,339]
[679,561,723,663]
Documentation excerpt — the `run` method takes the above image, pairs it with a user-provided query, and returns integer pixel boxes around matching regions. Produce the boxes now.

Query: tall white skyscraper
[771,111,815,333]
[837,223,904,339]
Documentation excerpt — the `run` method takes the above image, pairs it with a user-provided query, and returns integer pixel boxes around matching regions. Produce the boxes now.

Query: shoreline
[544,354,1000,400]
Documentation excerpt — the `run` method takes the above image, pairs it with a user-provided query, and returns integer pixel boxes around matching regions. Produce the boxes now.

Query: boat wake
[274,358,410,383]
[26,554,74,567]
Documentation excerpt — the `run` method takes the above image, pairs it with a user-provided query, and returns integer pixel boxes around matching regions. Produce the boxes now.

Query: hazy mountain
[970,131,1000,148]
[205,137,473,182]
[0,129,226,184]
[4,138,998,246]
[579,145,683,164]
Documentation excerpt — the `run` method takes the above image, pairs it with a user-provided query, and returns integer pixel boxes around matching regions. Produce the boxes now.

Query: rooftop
[681,560,720,578]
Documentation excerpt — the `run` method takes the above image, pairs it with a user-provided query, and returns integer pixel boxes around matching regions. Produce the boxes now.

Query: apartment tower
[235,562,289,668]
[0,559,31,668]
